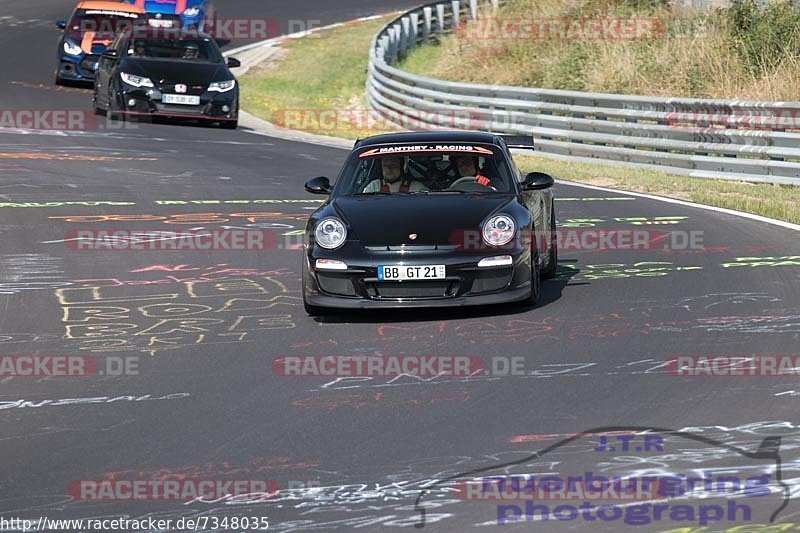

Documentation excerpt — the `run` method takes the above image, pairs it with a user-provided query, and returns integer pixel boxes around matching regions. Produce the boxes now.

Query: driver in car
[453,155,497,190]
[181,43,200,59]
[363,156,428,193]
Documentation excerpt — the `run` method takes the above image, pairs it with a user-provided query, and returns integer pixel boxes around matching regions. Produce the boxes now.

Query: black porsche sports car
[92,29,239,127]
[302,131,557,315]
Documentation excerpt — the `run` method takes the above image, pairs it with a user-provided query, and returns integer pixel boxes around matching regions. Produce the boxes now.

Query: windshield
[335,143,516,195]
[124,37,223,63]
[67,9,140,39]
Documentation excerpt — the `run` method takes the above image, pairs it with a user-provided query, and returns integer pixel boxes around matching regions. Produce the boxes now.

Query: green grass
[240,16,394,138]
[516,155,800,223]
[398,0,800,100]
[239,11,800,225]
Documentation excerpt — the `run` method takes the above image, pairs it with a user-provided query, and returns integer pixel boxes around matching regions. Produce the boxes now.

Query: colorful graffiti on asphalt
[55,276,300,356]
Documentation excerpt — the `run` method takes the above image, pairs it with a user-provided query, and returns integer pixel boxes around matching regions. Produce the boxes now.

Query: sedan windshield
[67,9,140,40]
[335,144,516,195]
[124,38,223,63]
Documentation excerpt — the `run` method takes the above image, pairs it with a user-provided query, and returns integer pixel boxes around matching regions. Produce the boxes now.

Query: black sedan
[302,131,558,315]
[92,29,239,128]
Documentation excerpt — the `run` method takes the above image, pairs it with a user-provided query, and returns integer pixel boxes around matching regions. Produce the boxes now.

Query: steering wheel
[449,176,479,187]
[448,176,498,192]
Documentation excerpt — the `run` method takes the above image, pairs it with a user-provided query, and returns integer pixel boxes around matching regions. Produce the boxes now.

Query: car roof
[354,130,504,148]
[75,1,145,13]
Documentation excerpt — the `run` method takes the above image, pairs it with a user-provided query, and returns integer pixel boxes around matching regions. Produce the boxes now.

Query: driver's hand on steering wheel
[476,175,491,187]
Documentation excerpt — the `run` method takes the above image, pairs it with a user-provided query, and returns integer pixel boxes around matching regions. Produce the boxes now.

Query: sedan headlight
[63,40,82,56]
[183,6,201,16]
[120,72,154,88]
[314,218,347,249]
[482,214,515,246]
[208,80,236,93]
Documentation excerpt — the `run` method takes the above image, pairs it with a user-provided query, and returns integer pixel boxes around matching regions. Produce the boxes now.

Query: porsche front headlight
[482,214,515,246]
[314,218,347,249]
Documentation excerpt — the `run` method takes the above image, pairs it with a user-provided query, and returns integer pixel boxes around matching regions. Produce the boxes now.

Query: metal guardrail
[366,0,800,185]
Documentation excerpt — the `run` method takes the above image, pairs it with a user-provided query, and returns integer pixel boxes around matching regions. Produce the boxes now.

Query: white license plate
[148,19,175,28]
[378,264,446,281]
[163,94,200,105]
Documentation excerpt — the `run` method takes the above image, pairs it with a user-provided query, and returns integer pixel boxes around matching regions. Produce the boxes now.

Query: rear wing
[500,135,535,150]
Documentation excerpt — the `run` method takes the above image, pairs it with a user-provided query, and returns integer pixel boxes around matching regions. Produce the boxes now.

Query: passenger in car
[363,156,428,193]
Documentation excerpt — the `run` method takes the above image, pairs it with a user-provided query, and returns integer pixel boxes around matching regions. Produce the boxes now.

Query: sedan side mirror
[523,172,555,190]
[305,176,332,195]
[226,57,241,68]
[56,20,67,29]
[102,49,119,59]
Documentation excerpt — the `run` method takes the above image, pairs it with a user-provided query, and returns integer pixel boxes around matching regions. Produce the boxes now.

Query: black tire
[526,249,541,306]
[92,94,106,116]
[301,265,327,316]
[106,101,119,121]
[303,300,326,316]
[541,206,558,279]
[220,119,238,130]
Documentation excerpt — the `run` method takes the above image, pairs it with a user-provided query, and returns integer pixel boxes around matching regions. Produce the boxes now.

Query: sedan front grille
[157,82,206,95]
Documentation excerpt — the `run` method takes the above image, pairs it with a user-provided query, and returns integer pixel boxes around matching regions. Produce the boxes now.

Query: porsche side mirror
[305,176,331,195]
[523,172,554,190]
[226,57,241,68]
[56,20,67,29]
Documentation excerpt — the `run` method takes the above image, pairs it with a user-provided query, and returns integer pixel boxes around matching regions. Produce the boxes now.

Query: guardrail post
[409,13,419,49]
[451,1,461,29]
[379,35,389,61]
[423,7,432,43]
[436,4,445,38]
[387,26,398,64]
[469,0,478,19]
[399,19,409,57]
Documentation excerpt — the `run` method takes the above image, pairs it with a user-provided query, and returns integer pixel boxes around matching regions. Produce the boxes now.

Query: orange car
[55,1,145,83]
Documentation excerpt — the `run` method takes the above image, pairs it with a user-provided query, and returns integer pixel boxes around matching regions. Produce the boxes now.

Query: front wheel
[526,249,541,306]
[92,93,105,116]
[541,207,558,279]
[303,300,326,316]
[220,119,238,129]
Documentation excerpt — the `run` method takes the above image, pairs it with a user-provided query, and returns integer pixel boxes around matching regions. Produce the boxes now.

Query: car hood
[331,194,516,246]
[120,59,230,84]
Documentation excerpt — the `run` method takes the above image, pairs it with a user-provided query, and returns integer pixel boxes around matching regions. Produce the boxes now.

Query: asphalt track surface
[0,1,799,532]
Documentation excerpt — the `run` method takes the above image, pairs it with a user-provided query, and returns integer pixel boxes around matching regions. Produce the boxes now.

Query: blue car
[122,0,216,33]
[55,1,145,84]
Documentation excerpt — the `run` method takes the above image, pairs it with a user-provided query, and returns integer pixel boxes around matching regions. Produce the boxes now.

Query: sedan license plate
[163,94,200,105]
[378,264,446,281]
[148,19,176,28]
